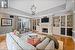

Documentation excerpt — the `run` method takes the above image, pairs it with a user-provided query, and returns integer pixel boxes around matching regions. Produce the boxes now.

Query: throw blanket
[46,35,59,49]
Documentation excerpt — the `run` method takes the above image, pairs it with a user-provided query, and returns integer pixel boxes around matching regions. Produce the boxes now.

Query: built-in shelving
[52,14,73,36]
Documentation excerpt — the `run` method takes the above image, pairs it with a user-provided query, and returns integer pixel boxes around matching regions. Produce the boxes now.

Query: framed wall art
[1,18,12,26]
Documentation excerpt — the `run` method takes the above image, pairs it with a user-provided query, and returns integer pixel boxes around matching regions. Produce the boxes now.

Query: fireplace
[42,28,48,33]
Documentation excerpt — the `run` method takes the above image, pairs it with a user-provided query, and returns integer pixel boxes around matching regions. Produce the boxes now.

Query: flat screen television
[41,17,49,23]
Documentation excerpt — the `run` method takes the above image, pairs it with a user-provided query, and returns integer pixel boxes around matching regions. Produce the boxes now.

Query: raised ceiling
[8,0,66,14]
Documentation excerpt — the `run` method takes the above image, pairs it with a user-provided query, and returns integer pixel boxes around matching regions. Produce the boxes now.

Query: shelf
[52,14,73,36]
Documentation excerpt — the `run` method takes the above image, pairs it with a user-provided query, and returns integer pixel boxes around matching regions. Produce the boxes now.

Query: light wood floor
[0,34,75,50]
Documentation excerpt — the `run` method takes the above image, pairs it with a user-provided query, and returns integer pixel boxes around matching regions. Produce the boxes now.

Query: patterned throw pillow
[13,30,20,36]
[27,38,41,46]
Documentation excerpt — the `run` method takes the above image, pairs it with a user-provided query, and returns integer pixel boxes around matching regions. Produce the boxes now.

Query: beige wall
[0,13,16,34]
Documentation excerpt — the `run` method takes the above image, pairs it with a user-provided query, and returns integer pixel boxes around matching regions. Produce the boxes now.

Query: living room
[0,0,75,50]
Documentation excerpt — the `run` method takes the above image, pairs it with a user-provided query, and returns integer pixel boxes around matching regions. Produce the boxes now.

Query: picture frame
[1,18,12,26]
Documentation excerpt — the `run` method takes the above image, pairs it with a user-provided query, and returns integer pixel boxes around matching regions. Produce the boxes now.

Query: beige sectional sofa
[6,32,63,50]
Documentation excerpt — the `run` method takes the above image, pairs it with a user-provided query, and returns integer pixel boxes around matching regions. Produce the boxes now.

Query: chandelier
[31,0,36,15]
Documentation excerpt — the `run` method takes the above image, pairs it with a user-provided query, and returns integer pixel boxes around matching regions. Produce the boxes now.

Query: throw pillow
[36,38,50,50]
[40,36,46,42]
[27,38,41,46]
[45,40,55,50]
[13,30,20,37]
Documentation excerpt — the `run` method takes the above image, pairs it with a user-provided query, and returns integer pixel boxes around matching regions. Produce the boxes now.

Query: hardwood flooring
[0,34,6,42]
[53,34,75,50]
[0,34,75,50]
[0,34,7,50]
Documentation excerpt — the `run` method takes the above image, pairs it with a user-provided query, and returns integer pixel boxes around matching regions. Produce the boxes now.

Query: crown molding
[0,8,32,18]
[36,3,66,16]
[0,7,33,18]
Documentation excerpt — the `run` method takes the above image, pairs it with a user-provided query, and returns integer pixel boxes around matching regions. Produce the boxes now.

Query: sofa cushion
[36,38,50,50]
[40,36,46,42]
[13,30,20,36]
[45,40,55,50]
[6,33,36,50]
[37,35,46,42]
[6,33,22,50]
[18,40,36,50]
[20,35,30,42]
[27,38,41,46]
[9,32,20,41]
